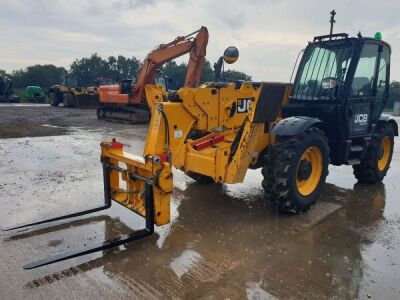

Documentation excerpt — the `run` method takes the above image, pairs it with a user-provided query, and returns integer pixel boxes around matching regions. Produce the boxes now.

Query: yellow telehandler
[4,13,398,269]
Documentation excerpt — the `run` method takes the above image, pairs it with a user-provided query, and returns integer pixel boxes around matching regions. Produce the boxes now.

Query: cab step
[346,158,361,165]
[350,145,363,152]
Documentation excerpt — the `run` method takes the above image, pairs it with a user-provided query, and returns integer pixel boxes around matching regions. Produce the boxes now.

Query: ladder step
[350,145,363,152]
[347,158,361,165]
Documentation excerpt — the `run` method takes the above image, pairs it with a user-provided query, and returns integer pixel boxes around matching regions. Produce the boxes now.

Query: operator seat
[352,77,371,96]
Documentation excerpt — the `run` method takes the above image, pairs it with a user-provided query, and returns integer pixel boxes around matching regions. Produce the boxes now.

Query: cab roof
[311,33,391,52]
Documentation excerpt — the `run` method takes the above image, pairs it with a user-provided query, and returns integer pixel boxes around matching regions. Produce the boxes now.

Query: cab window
[351,43,379,97]
[374,45,390,117]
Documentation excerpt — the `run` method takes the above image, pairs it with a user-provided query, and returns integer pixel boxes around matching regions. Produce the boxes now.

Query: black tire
[262,127,330,213]
[63,93,75,108]
[96,108,104,120]
[186,171,215,184]
[353,123,394,184]
[49,92,59,106]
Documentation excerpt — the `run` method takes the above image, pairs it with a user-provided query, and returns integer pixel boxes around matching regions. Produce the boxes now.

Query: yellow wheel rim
[378,136,391,171]
[296,146,323,196]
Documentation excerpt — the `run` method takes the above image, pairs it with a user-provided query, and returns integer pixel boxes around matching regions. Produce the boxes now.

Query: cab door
[373,44,390,120]
[347,42,379,137]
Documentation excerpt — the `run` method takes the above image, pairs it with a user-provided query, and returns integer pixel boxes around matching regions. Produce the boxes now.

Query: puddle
[170,249,202,279]
[0,103,50,107]
[41,124,64,129]
[246,281,277,300]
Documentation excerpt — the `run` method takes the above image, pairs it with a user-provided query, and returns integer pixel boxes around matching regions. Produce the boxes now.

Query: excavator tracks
[96,105,150,124]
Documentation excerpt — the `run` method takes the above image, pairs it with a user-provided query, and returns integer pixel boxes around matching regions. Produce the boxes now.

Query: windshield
[293,42,354,100]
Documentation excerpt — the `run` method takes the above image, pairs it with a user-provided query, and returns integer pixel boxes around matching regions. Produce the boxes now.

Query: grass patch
[383,108,393,113]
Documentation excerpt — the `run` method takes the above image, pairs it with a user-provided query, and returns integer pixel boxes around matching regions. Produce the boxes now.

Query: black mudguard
[272,116,323,136]
[379,114,398,136]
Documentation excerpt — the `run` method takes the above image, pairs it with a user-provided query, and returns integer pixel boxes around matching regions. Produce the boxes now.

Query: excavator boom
[135,26,208,102]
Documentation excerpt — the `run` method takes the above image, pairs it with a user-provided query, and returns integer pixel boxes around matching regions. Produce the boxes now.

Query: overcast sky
[1,0,400,81]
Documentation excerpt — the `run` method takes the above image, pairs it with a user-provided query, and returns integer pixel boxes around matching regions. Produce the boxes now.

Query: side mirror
[223,46,239,64]
[214,46,239,82]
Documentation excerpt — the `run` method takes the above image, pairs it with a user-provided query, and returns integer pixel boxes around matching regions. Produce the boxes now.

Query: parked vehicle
[25,86,46,103]
[0,75,19,103]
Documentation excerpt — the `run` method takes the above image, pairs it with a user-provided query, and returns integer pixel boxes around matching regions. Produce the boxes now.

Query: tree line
[1,54,399,107]
[0,53,251,91]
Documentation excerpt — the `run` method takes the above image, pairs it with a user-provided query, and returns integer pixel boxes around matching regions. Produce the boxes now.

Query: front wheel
[49,92,59,106]
[353,123,394,184]
[262,128,330,213]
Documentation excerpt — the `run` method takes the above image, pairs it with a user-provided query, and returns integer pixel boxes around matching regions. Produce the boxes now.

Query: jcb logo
[237,98,253,113]
[354,114,368,124]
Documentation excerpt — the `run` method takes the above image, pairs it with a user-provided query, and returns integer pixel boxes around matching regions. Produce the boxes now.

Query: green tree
[162,59,251,90]
[200,60,214,83]
[0,69,9,77]
[162,61,187,90]
[222,70,252,81]
[69,53,141,85]
[69,53,108,86]
[114,55,141,81]
[11,65,66,89]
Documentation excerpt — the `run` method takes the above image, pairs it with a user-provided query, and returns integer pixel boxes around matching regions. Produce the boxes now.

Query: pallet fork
[2,139,172,269]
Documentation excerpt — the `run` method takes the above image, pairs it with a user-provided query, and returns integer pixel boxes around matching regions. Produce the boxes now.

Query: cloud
[1,0,400,81]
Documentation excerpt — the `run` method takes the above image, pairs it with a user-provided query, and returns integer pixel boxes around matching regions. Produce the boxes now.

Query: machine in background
[0,75,19,103]
[48,77,112,109]
[96,26,209,124]
[25,86,46,103]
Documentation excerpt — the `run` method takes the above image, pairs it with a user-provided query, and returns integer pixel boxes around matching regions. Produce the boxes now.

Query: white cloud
[1,0,400,81]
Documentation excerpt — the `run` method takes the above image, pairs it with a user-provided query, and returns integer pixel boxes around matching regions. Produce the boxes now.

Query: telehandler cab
[4,14,398,269]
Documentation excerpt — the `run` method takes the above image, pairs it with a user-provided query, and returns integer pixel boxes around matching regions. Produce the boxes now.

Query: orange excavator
[97,26,209,123]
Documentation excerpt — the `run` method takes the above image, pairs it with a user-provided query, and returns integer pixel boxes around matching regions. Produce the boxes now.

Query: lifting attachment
[2,143,160,269]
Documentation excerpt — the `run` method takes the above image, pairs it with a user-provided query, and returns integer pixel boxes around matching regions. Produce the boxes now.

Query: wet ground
[0,104,399,299]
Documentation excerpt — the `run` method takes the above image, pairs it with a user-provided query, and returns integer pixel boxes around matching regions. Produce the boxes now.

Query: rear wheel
[49,92,59,106]
[96,107,104,120]
[353,123,394,184]
[262,128,330,213]
[63,93,75,108]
